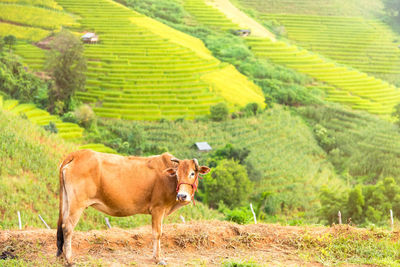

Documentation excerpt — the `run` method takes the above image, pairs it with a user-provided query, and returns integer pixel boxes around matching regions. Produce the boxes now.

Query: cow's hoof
[158,260,167,265]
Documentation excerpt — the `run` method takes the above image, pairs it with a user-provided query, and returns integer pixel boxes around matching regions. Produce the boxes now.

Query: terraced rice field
[0,96,116,152]
[260,14,400,79]
[0,1,77,41]
[55,0,263,120]
[184,0,240,31]
[15,41,46,70]
[0,97,83,140]
[246,37,400,116]
[237,0,383,18]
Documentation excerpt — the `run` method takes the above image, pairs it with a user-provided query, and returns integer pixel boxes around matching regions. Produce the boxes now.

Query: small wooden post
[105,217,111,229]
[38,214,51,229]
[250,203,257,224]
[17,211,22,230]
[390,209,394,231]
[180,215,186,224]
[338,211,342,225]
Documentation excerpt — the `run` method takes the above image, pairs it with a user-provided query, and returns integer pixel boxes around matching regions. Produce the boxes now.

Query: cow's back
[62,150,175,216]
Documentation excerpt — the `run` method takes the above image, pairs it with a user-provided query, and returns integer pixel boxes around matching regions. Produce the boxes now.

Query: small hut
[234,29,251,37]
[194,142,212,152]
[81,32,99,44]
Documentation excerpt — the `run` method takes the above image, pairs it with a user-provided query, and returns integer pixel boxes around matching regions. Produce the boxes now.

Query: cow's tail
[57,155,74,257]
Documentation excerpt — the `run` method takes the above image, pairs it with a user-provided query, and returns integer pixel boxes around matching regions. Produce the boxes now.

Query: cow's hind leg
[151,209,166,265]
[62,206,85,266]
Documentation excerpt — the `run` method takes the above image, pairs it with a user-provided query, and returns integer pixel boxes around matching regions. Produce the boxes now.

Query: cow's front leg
[151,208,166,265]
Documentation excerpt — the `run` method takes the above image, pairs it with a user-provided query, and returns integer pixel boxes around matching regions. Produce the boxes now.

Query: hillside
[136,106,344,214]
[0,109,223,230]
[1,0,265,120]
[1,221,399,266]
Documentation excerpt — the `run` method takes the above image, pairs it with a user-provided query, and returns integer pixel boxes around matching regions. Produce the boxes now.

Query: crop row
[246,37,400,116]
[183,0,239,31]
[1,0,63,10]
[0,3,78,30]
[260,14,400,77]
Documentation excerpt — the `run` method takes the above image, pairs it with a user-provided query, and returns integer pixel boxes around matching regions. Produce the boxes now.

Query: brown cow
[56,149,210,265]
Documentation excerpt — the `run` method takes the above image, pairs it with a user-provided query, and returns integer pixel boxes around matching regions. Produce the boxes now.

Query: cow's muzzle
[176,193,190,202]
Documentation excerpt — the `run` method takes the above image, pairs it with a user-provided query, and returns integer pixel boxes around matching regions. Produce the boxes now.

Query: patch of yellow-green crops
[201,65,265,108]
[0,3,78,30]
[0,22,49,41]
[0,109,222,230]
[0,0,62,10]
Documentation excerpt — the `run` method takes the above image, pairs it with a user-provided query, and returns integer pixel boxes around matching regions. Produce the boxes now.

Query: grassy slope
[0,109,222,230]
[138,106,344,214]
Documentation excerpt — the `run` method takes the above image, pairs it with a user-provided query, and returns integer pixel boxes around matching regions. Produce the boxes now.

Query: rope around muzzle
[176,174,203,205]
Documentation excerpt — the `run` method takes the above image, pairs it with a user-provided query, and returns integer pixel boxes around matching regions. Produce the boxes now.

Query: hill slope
[2,0,265,120]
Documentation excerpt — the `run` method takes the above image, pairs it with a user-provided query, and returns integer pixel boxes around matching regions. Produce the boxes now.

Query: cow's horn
[193,158,199,171]
[171,157,180,164]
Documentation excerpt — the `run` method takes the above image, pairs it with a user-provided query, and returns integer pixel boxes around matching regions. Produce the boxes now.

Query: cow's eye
[189,172,195,178]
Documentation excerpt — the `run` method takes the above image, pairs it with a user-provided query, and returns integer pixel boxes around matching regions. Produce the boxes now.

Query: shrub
[241,102,262,117]
[222,207,253,225]
[4,35,16,51]
[202,159,253,208]
[74,104,96,129]
[210,102,229,121]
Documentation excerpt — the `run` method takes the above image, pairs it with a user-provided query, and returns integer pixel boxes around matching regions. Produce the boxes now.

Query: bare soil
[0,221,378,266]
[206,0,276,40]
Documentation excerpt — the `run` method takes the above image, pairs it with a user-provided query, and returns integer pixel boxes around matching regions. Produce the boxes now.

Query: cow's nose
[177,193,187,201]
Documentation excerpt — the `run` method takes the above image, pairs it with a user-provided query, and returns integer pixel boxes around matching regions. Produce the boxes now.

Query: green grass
[0,109,223,230]
[0,22,50,41]
[296,228,400,266]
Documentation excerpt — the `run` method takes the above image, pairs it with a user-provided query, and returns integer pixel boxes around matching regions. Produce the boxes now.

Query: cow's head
[165,158,210,203]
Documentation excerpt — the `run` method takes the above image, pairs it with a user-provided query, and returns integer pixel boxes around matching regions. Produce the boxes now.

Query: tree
[383,0,400,23]
[346,185,364,224]
[3,35,16,51]
[45,29,86,114]
[210,102,229,121]
[202,159,253,208]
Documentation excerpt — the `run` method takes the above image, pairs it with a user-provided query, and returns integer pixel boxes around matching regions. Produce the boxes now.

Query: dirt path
[206,0,276,40]
[0,221,326,266]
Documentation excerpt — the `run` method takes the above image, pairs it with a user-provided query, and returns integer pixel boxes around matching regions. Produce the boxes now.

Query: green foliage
[86,118,146,155]
[202,159,253,209]
[45,29,86,115]
[42,121,58,134]
[207,143,250,167]
[3,35,16,51]
[0,52,48,104]
[74,104,96,129]
[219,203,253,224]
[319,178,400,225]
[383,0,400,22]
[241,102,262,117]
[299,104,400,182]
[210,102,229,121]
[126,0,185,24]
[392,103,400,126]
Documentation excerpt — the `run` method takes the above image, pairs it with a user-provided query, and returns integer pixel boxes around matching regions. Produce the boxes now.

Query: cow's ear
[199,166,210,175]
[165,168,177,177]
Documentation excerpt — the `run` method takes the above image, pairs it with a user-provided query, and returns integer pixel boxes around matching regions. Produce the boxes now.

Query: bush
[210,102,229,121]
[0,53,48,104]
[74,104,96,129]
[202,159,253,208]
[241,102,262,117]
[220,206,253,224]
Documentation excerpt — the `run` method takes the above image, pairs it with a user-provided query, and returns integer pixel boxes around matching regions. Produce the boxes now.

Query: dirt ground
[1,220,378,266]
[206,0,276,40]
